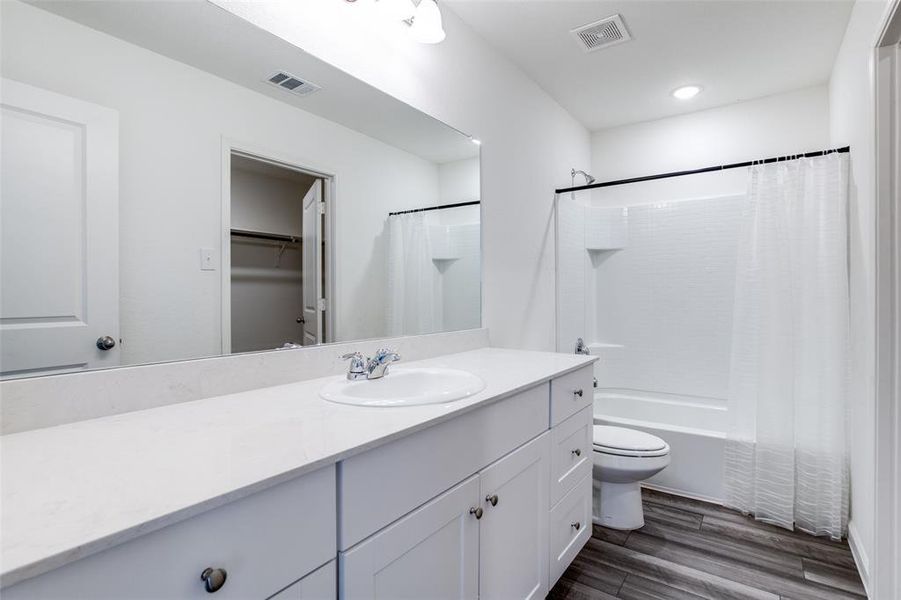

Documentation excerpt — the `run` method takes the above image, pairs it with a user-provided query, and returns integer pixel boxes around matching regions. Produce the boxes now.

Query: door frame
[220,138,336,354]
[874,1,901,598]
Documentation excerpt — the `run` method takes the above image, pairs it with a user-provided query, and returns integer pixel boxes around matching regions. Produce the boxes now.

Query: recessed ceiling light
[672,85,702,100]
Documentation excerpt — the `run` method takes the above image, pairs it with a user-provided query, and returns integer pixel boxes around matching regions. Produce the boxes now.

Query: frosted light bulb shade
[672,85,702,100]
[378,0,415,21]
[410,0,445,43]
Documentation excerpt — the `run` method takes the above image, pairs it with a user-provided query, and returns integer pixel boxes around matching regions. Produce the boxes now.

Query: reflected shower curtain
[386,213,439,336]
[724,153,850,539]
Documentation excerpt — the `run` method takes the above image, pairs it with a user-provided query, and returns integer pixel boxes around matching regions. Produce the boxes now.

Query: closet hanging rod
[555,146,851,194]
[230,229,300,243]
[389,200,480,217]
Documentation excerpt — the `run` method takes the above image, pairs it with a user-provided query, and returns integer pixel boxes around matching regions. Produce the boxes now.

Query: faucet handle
[373,348,401,362]
[367,348,401,379]
[340,352,367,380]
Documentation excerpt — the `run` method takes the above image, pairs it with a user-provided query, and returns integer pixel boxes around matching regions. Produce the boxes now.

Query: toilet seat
[592,425,670,458]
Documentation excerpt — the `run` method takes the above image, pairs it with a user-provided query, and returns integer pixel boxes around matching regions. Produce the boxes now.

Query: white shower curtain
[724,152,850,539]
[386,213,439,336]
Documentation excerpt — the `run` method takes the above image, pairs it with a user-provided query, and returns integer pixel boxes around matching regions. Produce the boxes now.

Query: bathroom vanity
[0,348,596,599]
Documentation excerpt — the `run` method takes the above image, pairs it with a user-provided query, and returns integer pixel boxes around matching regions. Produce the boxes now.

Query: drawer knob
[573,389,584,398]
[486,494,499,507]
[572,448,582,457]
[571,522,581,531]
[470,506,483,519]
[201,567,227,593]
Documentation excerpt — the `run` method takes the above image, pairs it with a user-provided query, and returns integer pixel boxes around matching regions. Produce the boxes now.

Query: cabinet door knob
[572,448,582,457]
[573,389,584,398]
[96,336,116,351]
[486,494,499,507]
[571,522,581,531]
[201,567,227,593]
[470,506,483,519]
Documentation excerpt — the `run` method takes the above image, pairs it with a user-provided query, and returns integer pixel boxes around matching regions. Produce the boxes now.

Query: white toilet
[592,425,671,530]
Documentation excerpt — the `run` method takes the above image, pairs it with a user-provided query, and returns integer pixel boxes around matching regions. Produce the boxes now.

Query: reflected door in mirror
[0,79,119,378]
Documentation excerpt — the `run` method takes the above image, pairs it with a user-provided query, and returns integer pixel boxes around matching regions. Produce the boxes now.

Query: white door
[479,433,550,600]
[339,475,480,600]
[0,79,119,377]
[301,180,322,345]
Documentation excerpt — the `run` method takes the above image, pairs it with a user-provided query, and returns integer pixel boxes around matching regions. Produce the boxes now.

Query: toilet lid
[593,425,669,457]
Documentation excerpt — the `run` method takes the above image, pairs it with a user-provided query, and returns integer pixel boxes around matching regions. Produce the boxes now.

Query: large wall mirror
[0,0,481,379]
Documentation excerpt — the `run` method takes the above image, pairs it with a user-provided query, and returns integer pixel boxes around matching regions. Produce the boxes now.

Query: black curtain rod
[230,228,300,243]
[389,200,480,217]
[555,146,851,194]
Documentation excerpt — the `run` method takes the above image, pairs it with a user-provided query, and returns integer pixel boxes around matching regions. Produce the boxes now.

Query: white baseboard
[640,482,724,506]
[848,520,871,598]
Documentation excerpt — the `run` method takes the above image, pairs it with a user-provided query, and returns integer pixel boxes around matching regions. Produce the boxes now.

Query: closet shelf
[230,228,301,243]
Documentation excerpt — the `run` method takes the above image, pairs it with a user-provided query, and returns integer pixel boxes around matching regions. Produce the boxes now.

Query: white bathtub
[593,390,727,503]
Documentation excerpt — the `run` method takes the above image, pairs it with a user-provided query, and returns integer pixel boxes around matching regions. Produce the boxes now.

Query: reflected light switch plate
[200,248,218,271]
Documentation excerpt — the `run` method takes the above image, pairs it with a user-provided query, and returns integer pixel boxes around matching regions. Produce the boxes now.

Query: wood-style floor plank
[548,489,865,600]
[617,575,707,600]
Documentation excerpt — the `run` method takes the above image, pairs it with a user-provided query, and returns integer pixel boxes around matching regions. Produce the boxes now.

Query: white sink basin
[319,367,486,407]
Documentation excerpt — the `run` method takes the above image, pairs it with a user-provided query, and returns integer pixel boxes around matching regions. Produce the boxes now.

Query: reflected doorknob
[96,336,116,351]
[296,317,305,324]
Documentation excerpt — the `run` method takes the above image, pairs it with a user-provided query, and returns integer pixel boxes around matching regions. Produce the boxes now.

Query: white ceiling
[444,1,854,131]
[28,0,479,164]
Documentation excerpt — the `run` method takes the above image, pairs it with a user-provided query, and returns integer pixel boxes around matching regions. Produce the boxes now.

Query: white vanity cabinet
[339,364,595,600]
[3,466,337,600]
[340,434,550,600]
[2,361,596,600]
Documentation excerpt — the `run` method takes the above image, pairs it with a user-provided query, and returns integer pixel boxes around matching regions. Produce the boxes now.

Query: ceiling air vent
[265,71,321,97]
[570,14,632,53]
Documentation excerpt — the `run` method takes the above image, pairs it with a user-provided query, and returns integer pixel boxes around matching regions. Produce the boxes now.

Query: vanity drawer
[550,405,593,506]
[548,473,592,588]
[4,466,336,600]
[550,366,593,426]
[339,383,548,550]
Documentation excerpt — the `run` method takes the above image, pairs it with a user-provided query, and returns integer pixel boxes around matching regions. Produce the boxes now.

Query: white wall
[828,0,895,588]
[590,85,831,183]
[1,0,445,364]
[214,0,591,352]
[438,157,480,205]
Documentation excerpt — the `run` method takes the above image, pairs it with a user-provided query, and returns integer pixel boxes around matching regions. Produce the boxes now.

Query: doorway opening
[225,151,330,353]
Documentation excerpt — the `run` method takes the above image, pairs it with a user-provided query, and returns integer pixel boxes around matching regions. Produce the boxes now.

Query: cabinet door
[478,433,550,600]
[339,475,480,600]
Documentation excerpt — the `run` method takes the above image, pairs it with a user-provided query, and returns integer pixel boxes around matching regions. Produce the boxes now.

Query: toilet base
[593,479,644,530]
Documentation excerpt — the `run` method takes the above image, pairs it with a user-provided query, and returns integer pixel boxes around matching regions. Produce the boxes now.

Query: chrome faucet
[340,352,368,381]
[340,348,401,381]
[366,348,401,379]
[574,338,590,356]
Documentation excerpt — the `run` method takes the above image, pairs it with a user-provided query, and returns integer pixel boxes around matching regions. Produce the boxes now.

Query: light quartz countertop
[0,348,596,588]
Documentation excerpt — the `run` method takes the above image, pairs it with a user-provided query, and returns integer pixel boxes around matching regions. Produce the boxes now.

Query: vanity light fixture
[408,0,446,44]
[672,85,702,100]
[370,0,446,44]
[377,0,416,21]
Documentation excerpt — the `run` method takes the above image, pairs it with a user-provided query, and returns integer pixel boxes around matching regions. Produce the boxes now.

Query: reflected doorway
[226,152,329,353]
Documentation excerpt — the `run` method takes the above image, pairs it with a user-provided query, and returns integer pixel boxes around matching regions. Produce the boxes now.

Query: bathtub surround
[725,153,851,540]
[386,205,481,336]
